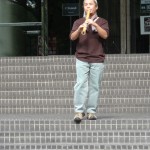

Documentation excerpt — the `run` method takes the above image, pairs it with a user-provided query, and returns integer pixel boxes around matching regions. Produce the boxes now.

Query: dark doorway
[48,0,79,55]
[47,0,121,55]
[130,0,149,53]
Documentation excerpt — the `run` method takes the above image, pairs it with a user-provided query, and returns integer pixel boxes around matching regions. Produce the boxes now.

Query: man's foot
[87,113,97,120]
[74,112,85,123]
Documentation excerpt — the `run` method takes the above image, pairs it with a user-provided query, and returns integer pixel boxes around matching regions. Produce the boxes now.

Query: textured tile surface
[0,54,150,149]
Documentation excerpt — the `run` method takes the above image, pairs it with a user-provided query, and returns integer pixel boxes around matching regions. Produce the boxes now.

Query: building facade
[48,0,150,55]
[0,0,149,56]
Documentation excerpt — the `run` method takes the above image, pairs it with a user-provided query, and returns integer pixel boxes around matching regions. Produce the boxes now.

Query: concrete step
[0,64,150,74]
[0,144,150,150]
[0,114,149,131]
[0,131,149,143]
[0,105,149,114]
[0,80,149,91]
[0,89,149,98]
[0,97,149,106]
[0,114,149,150]
[1,72,149,82]
[0,54,149,66]
[0,54,150,149]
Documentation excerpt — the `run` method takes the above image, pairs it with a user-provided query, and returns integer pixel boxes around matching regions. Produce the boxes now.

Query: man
[70,0,109,123]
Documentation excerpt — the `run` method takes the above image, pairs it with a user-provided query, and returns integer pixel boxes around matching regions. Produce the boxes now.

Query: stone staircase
[0,54,150,150]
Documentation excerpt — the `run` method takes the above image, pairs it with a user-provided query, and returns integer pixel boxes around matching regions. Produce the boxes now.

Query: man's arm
[94,22,108,39]
[87,19,109,39]
[70,23,85,40]
[70,28,81,41]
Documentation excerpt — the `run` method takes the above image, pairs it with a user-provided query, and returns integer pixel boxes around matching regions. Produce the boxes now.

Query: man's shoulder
[97,17,108,23]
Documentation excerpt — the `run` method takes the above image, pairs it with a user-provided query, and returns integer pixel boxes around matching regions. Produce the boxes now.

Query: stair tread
[0,113,149,120]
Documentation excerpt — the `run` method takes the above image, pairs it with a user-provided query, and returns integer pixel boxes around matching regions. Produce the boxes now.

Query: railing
[0,22,42,27]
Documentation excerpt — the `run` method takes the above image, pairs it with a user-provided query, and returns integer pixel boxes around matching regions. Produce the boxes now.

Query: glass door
[130,0,150,53]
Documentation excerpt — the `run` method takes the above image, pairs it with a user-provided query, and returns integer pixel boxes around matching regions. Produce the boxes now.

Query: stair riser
[0,144,149,150]
[0,89,149,98]
[0,54,149,66]
[0,121,149,131]
[0,64,150,74]
[1,72,150,82]
[0,80,149,91]
[0,107,149,114]
[0,135,149,144]
[0,98,149,106]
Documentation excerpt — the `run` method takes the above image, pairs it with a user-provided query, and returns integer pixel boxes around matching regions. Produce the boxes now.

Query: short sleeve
[98,18,109,36]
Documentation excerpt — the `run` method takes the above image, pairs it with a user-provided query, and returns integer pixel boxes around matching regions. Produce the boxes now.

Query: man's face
[83,0,98,15]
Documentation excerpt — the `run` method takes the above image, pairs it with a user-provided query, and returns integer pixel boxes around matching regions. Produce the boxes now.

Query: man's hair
[83,0,98,5]
[94,0,98,4]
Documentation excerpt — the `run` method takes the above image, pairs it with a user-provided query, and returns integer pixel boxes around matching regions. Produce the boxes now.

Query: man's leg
[74,59,89,113]
[87,63,105,115]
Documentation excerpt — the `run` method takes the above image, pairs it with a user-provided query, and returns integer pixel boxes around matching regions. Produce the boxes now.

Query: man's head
[83,0,98,16]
